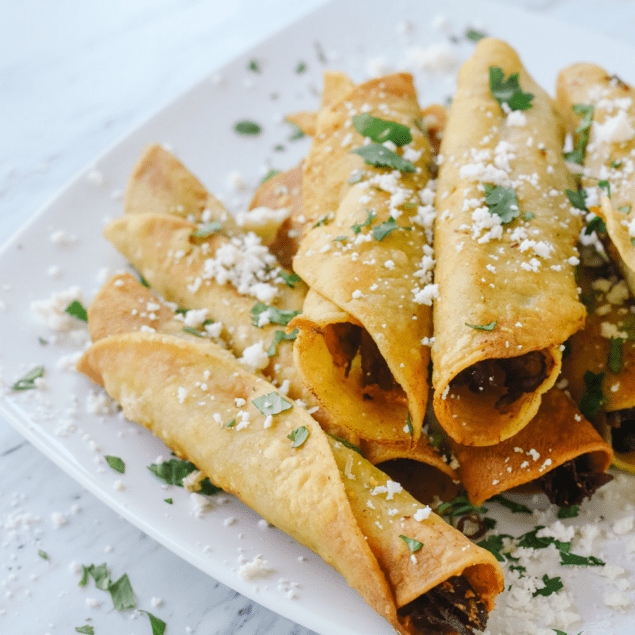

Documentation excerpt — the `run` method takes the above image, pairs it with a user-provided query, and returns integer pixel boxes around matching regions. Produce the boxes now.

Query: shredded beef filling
[607,408,635,453]
[539,456,613,507]
[397,575,488,635]
[451,351,548,412]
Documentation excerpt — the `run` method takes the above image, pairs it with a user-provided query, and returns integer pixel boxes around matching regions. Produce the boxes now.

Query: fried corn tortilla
[292,72,435,446]
[433,38,585,446]
[77,331,503,635]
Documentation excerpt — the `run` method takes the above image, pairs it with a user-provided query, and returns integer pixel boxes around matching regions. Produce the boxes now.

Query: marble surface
[2,1,635,633]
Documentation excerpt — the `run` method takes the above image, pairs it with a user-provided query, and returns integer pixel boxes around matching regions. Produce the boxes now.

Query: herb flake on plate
[141,610,167,635]
[484,183,520,224]
[11,366,44,391]
[465,321,497,331]
[105,455,125,474]
[234,120,262,136]
[65,299,88,322]
[287,425,309,448]
[399,535,423,553]
[253,392,293,416]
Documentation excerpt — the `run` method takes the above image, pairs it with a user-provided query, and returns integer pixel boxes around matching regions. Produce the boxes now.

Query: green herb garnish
[351,144,416,172]
[288,122,305,141]
[260,169,281,184]
[559,551,605,567]
[65,300,88,322]
[313,215,329,228]
[619,205,632,214]
[224,419,236,428]
[326,432,363,455]
[489,494,532,514]
[532,574,563,597]
[268,328,298,357]
[465,27,487,42]
[164,498,173,504]
[148,458,221,495]
[11,366,44,391]
[314,41,327,63]
[192,221,223,237]
[75,627,94,635]
[566,188,589,211]
[579,371,608,420]
[295,61,307,74]
[248,59,260,73]
[557,505,580,519]
[406,412,413,436]
[484,183,520,224]
[608,337,624,374]
[465,321,497,331]
[105,455,125,474]
[140,610,167,635]
[399,535,423,553]
[234,120,262,135]
[352,114,412,147]
[287,426,309,448]
[253,391,294,416]
[351,209,376,234]
[109,573,136,610]
[584,215,606,235]
[348,170,364,184]
[250,302,301,327]
[38,549,49,560]
[564,104,594,164]
[279,270,302,288]
[372,217,412,241]
[182,326,204,337]
[489,66,534,111]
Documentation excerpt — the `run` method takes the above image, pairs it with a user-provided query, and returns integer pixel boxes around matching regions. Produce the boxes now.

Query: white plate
[1,1,635,634]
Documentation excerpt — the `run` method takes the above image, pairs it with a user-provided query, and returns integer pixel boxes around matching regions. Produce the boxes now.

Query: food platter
[1,1,635,633]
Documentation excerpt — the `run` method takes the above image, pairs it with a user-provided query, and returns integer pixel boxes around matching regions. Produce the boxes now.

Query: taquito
[556,63,635,294]
[77,331,503,635]
[453,389,613,506]
[433,38,585,446]
[291,72,436,446]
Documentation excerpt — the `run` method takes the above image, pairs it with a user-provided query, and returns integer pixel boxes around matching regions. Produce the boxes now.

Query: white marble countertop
[2,1,635,633]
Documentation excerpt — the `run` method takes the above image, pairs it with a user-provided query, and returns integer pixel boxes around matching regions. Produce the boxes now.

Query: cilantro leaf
[38,549,49,560]
[148,458,221,495]
[477,534,510,562]
[484,183,520,224]
[557,505,580,519]
[192,221,223,237]
[560,551,605,566]
[268,329,298,357]
[619,205,631,214]
[234,120,262,135]
[584,215,606,235]
[140,610,167,635]
[326,432,363,455]
[532,573,563,597]
[109,573,136,610]
[465,321,497,331]
[351,144,416,172]
[489,494,532,514]
[406,411,413,436]
[399,535,423,552]
[352,114,412,147]
[598,179,611,198]
[608,337,624,374]
[579,371,608,420]
[565,104,594,164]
[11,366,44,391]
[287,426,309,448]
[248,59,260,73]
[348,170,364,184]
[351,209,376,234]
[182,326,204,337]
[288,122,305,141]
[465,27,487,42]
[279,271,302,288]
[250,302,301,327]
[81,563,112,590]
[105,455,125,474]
[489,66,534,111]
[75,627,94,635]
[65,300,88,322]
[566,188,589,211]
[253,392,293,416]
[372,217,412,241]
[164,498,173,504]
[295,61,307,74]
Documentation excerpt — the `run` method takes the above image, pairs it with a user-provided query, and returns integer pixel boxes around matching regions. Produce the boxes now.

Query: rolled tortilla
[556,63,635,294]
[77,331,503,635]
[453,389,613,506]
[433,38,585,446]
[292,72,436,446]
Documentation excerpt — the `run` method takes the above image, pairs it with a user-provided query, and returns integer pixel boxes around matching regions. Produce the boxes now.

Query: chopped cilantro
[399,535,423,553]
[182,326,204,337]
[484,183,520,224]
[532,573,563,597]
[314,41,327,63]
[608,337,624,374]
[489,494,532,514]
[509,563,526,576]
[234,120,262,135]
[313,215,329,228]
[579,371,608,420]
[38,549,49,560]
[559,551,605,566]
[148,458,222,495]
[557,505,580,519]
[192,221,223,237]
[566,188,589,211]
[611,159,622,168]
[348,170,364,184]
[351,144,416,172]
[564,104,594,164]
[65,300,88,322]
[224,419,237,428]
[80,563,111,590]
[75,627,94,635]
[250,302,301,327]
[109,573,136,610]
[287,426,309,448]
[438,493,488,526]
[352,113,412,147]
[598,179,611,198]
[584,215,606,235]
[326,432,363,455]
[11,366,44,391]
[279,270,302,288]
[253,391,293,416]
[524,211,536,221]
[247,59,260,73]
[333,235,348,242]
[295,61,307,74]
[138,273,150,288]
[105,455,125,474]
[477,534,510,563]
[489,66,534,111]
[465,321,497,331]
[164,498,173,504]
[351,209,376,234]
[260,169,281,184]
[268,328,298,357]
[406,412,413,436]
[38,336,48,345]
[274,144,285,152]
[140,610,167,635]
[372,217,412,241]
[288,122,305,141]
[465,27,487,42]
[619,205,632,214]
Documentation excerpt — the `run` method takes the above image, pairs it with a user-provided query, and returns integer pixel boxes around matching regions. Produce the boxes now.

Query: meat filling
[397,575,488,635]
[539,456,613,507]
[451,351,548,412]
[607,408,635,454]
